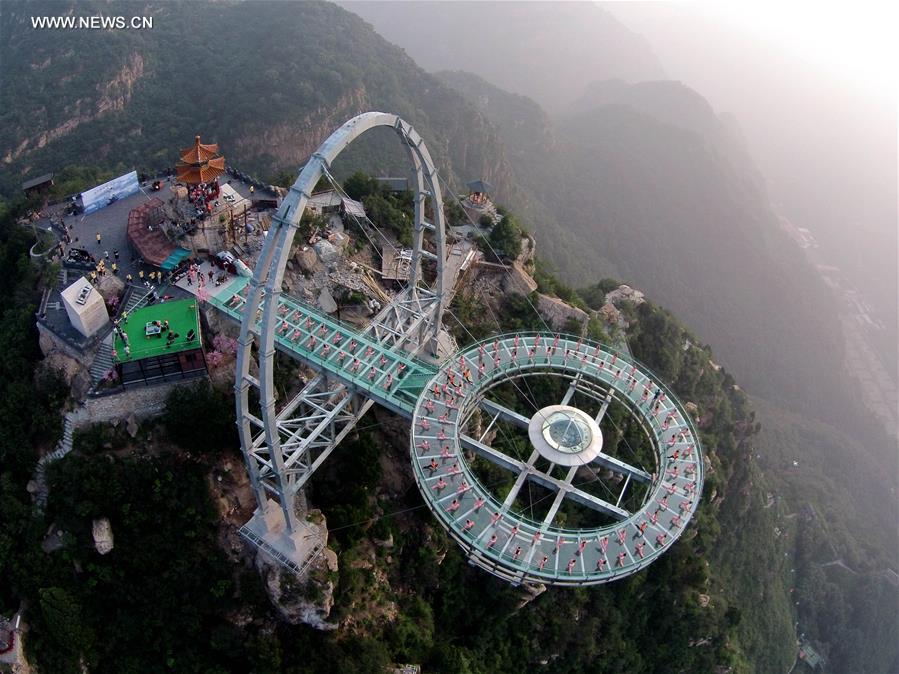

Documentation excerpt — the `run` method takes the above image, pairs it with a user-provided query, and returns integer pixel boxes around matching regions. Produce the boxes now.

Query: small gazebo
[466,179,493,206]
[176,136,226,185]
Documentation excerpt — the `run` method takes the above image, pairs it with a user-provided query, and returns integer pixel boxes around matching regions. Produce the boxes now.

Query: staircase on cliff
[32,413,76,509]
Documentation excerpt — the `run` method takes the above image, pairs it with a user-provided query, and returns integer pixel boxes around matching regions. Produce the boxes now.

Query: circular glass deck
[409,333,704,586]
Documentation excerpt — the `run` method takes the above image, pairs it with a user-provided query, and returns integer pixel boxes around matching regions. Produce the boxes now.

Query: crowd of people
[187,180,221,217]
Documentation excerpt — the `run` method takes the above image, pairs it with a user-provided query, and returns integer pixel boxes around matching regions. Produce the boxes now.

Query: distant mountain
[572,79,730,145]
[439,69,899,671]
[0,0,513,198]
[3,4,894,669]
[340,1,665,113]
[436,71,846,417]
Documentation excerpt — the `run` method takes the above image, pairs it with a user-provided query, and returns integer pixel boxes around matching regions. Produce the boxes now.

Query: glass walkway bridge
[215,277,703,586]
[225,112,703,587]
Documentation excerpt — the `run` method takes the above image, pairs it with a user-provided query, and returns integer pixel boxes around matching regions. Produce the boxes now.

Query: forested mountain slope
[0,190,793,671]
[435,71,843,420]
[0,0,513,198]
[438,71,899,671]
[749,397,898,673]
[1,4,894,670]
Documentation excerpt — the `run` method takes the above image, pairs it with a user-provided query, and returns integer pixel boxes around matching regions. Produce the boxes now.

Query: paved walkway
[61,186,165,282]
[208,279,437,414]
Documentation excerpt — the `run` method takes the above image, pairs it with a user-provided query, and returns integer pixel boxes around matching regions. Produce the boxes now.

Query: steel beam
[460,434,630,520]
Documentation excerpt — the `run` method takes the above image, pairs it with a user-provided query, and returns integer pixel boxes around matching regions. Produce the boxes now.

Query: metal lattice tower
[232,112,704,585]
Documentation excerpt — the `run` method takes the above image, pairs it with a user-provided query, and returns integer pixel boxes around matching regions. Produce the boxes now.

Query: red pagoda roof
[180,136,220,163]
[176,135,225,185]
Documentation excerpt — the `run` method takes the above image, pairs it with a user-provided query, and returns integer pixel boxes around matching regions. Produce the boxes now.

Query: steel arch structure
[235,113,448,542]
[231,112,703,586]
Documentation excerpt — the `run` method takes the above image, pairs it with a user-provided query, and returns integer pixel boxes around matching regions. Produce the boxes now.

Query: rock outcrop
[503,262,538,296]
[96,274,125,304]
[605,284,645,306]
[4,52,145,164]
[515,582,547,610]
[259,547,338,631]
[37,332,93,400]
[294,247,323,275]
[536,293,589,330]
[92,517,114,555]
[257,511,339,631]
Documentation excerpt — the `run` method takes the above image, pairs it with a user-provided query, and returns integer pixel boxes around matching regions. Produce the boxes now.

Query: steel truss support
[241,287,441,514]
[235,111,454,556]
[477,393,652,484]
[460,434,631,521]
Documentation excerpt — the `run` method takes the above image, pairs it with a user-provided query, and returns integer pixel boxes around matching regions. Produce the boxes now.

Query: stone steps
[33,414,76,509]
[89,338,115,387]
[124,286,153,313]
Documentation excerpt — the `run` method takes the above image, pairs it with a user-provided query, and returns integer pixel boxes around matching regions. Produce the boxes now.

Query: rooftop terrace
[113,298,201,363]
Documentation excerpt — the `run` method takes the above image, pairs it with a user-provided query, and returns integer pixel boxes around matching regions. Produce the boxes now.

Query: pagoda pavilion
[175,135,226,217]
[176,135,225,185]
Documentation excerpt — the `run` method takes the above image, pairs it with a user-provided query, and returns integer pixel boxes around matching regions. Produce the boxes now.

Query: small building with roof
[466,179,493,206]
[113,298,206,387]
[21,173,54,198]
[306,190,366,220]
[60,276,110,338]
[798,641,825,670]
[307,190,343,216]
[376,177,409,193]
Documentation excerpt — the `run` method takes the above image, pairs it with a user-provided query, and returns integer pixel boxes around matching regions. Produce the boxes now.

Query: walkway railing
[209,280,438,414]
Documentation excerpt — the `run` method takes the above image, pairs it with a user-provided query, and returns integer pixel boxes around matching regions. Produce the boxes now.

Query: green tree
[488,214,522,260]
[39,587,95,659]
[163,381,236,451]
[343,171,379,200]
[630,302,685,381]
[363,193,412,246]
[444,197,467,226]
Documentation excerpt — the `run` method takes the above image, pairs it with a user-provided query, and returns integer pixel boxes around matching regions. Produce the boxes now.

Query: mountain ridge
[433,69,845,419]
[0,0,515,201]
[340,0,665,113]
[1,6,894,669]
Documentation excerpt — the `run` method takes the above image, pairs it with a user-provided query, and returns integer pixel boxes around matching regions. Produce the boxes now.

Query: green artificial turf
[113,298,201,362]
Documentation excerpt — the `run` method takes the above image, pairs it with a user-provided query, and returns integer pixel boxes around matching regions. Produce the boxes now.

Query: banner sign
[79,170,140,214]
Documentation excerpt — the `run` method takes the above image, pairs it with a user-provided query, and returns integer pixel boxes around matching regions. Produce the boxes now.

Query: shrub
[163,381,236,451]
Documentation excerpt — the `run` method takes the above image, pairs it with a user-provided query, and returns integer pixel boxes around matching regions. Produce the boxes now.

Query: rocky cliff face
[4,52,145,165]
[0,1,516,201]
[257,511,339,631]
[233,86,368,168]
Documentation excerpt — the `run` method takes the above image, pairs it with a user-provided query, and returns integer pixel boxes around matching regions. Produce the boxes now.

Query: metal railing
[238,524,325,578]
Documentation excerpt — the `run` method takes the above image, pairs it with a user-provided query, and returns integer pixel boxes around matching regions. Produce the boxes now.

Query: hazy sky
[609,1,897,328]
[681,1,896,97]
[609,1,897,106]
